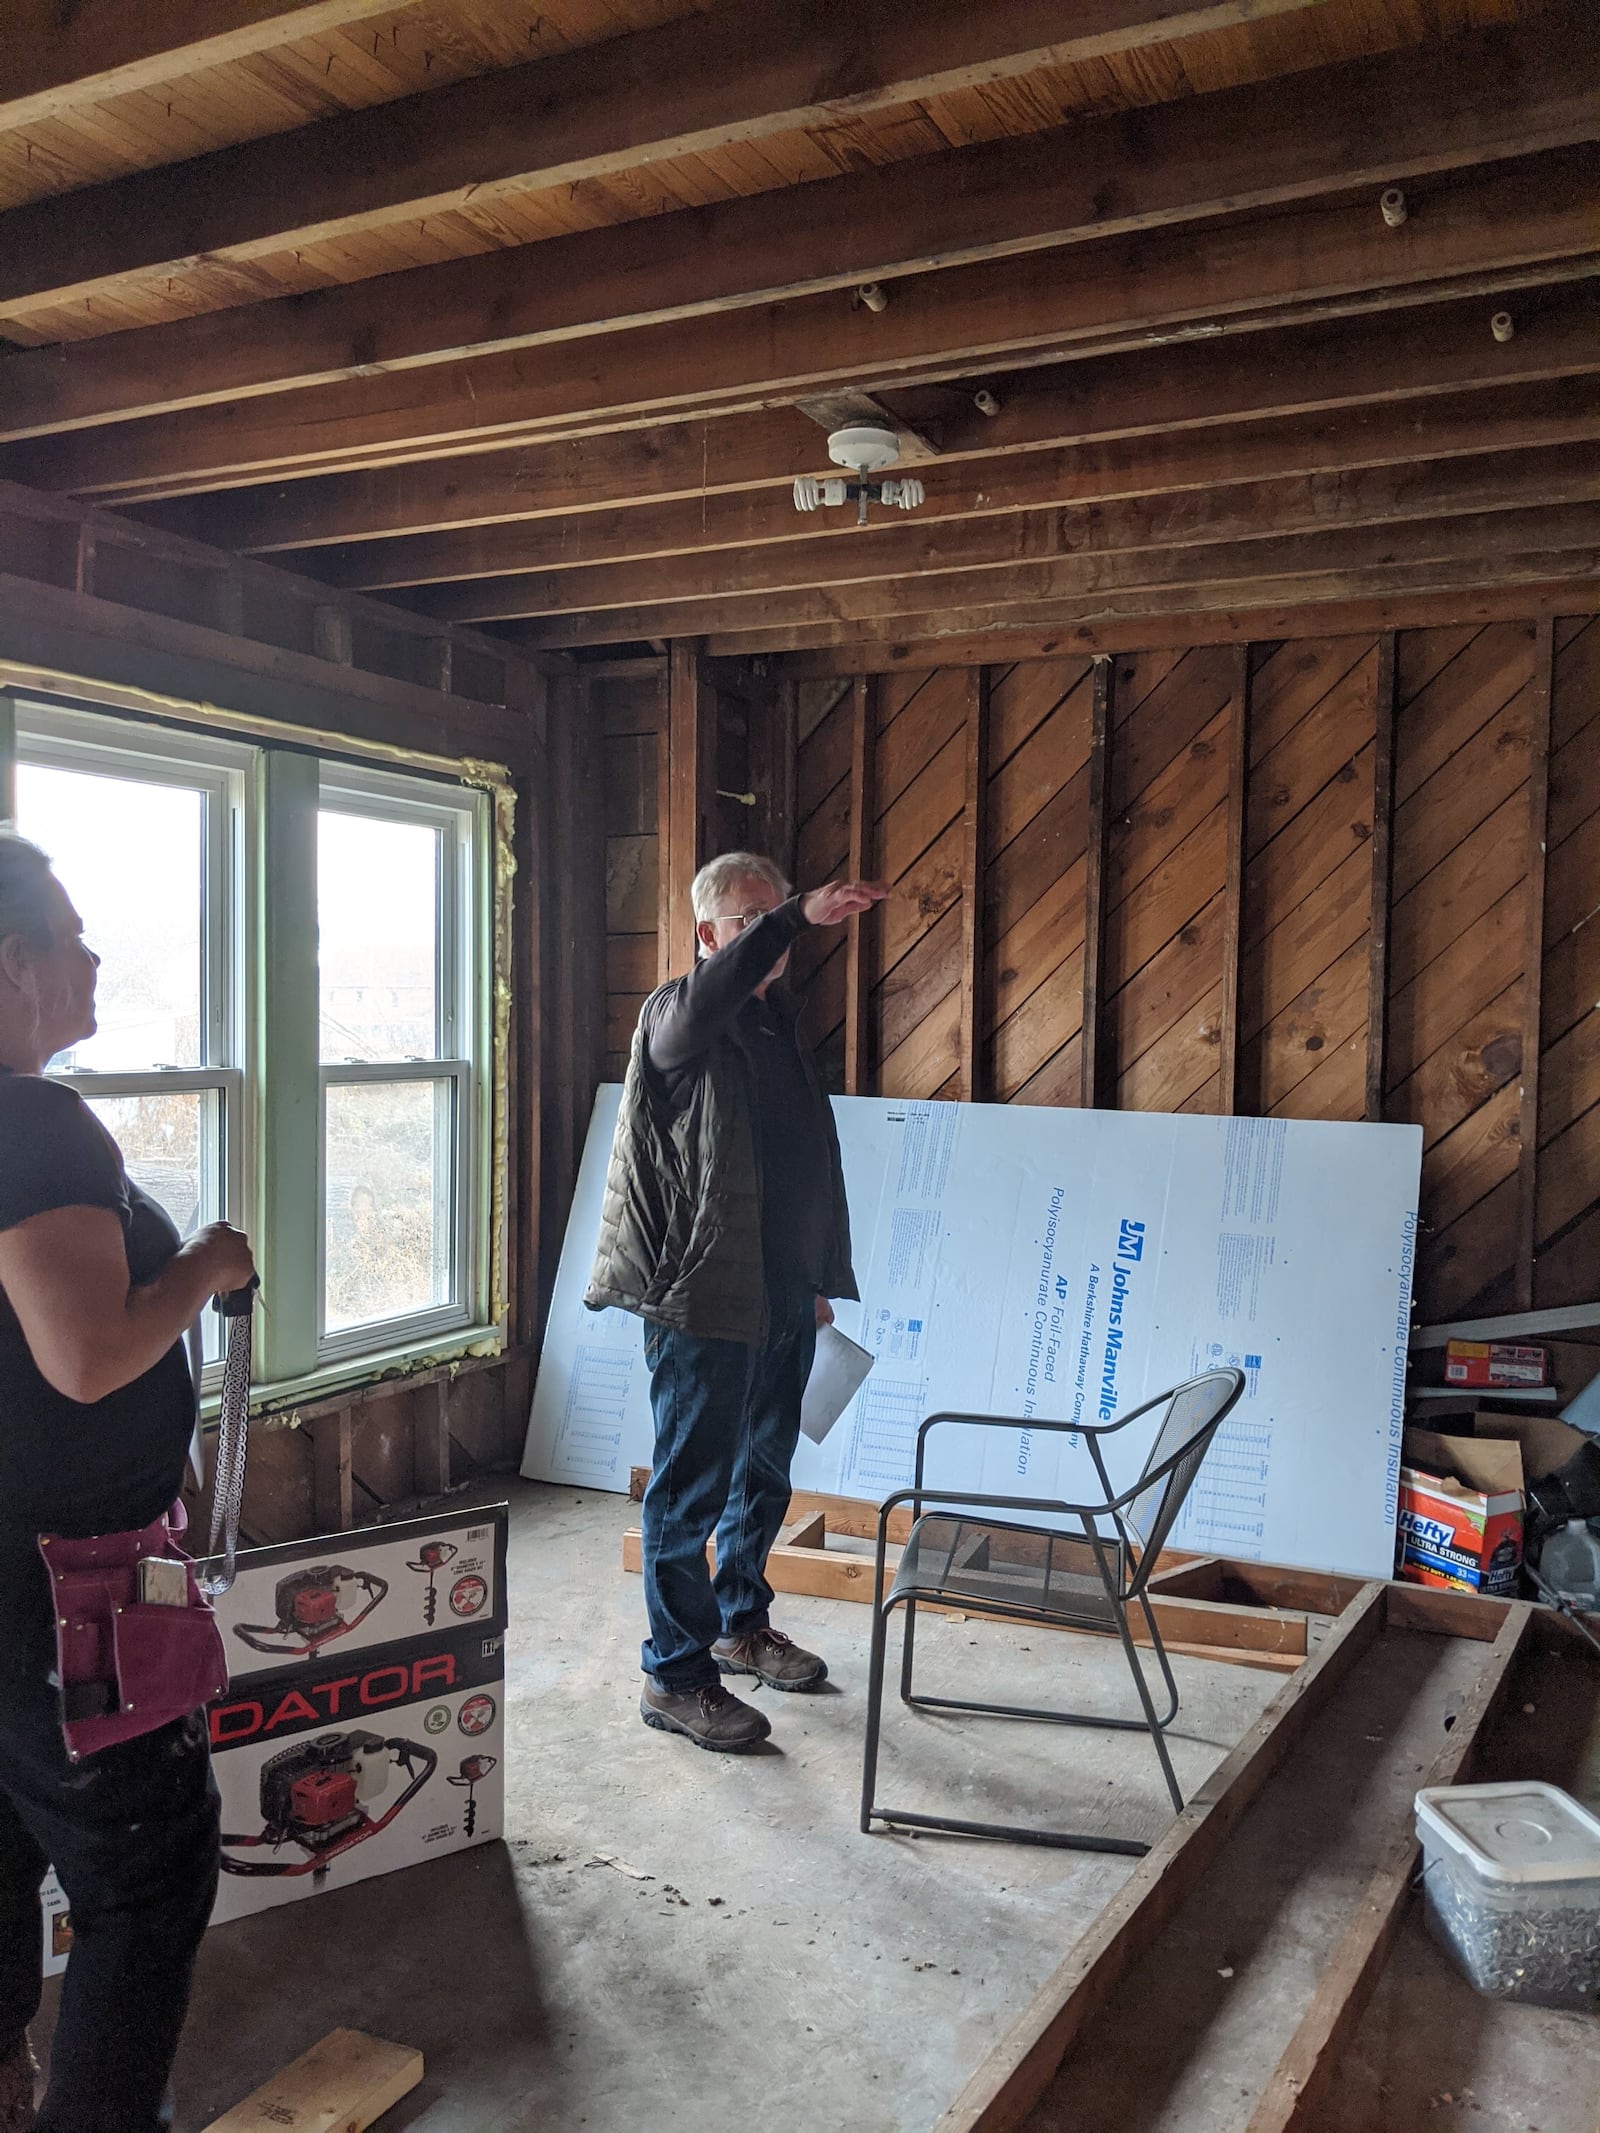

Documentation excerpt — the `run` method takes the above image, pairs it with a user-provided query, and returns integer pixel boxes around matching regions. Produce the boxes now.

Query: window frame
[0,692,504,1401]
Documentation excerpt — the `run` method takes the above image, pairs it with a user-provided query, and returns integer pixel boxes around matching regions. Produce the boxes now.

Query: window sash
[317,1061,474,1356]
[317,766,474,1067]
[14,702,252,1081]
[314,765,486,1360]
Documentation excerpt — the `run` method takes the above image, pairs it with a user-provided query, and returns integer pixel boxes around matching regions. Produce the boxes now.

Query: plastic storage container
[1415,1781,1600,2010]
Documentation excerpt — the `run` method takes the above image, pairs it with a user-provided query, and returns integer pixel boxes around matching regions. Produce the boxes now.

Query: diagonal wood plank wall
[785,610,1600,1322]
[611,613,1598,1324]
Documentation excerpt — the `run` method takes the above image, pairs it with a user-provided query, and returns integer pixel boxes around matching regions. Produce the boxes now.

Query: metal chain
[198,1284,257,1598]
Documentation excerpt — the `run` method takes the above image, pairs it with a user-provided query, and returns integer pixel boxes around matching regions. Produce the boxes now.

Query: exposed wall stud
[1515,617,1555,1311]
[1080,656,1115,1111]
[663,639,712,979]
[844,673,876,1096]
[1218,646,1252,1114]
[1364,633,1398,1122]
[959,667,991,1103]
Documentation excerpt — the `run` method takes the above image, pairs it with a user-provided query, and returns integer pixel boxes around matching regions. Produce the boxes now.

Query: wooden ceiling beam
[290,376,1600,594]
[0,0,401,131]
[153,287,1600,554]
[734,579,1600,674]
[145,413,834,550]
[9,153,1595,499]
[413,448,1600,621]
[505,503,1600,648]
[0,0,1334,312]
[8,12,1596,424]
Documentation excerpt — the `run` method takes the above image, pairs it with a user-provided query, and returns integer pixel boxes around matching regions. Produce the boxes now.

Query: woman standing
[0,834,254,2133]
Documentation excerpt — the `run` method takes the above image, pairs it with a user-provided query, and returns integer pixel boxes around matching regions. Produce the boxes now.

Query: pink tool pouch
[37,1501,228,1761]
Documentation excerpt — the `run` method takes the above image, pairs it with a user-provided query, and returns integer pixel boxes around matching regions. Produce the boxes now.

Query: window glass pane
[325,1078,454,1333]
[319,811,440,1062]
[83,1089,225,1358]
[17,763,204,1072]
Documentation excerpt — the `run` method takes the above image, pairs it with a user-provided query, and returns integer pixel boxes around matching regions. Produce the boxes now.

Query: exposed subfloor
[36,1478,1279,2132]
[33,1485,1600,2131]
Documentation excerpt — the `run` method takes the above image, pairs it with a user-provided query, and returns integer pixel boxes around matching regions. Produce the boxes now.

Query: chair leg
[860,1597,894,1834]
[1108,1598,1185,1816]
[899,1596,918,1704]
[1135,1593,1180,1727]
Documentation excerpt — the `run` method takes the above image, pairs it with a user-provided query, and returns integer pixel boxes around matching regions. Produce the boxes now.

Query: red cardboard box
[1444,1340,1549,1388]
[1396,1428,1524,1596]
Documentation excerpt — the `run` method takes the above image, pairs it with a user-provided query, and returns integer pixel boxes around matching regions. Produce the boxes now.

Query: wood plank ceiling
[1,0,1595,659]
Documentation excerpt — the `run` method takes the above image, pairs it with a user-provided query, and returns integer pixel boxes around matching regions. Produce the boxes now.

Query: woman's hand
[815,1295,835,1329]
[179,1222,256,1300]
[799,880,890,929]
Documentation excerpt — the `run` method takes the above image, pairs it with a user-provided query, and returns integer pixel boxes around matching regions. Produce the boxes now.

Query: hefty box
[1396,1428,1524,1596]
[1444,1340,1548,1388]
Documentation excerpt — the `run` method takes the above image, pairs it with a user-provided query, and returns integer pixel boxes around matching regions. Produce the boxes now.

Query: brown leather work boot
[0,2034,37,2133]
[713,1625,828,1691]
[640,1679,772,1752]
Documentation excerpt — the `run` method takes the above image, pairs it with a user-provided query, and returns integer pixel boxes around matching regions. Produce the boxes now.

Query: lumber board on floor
[933,1581,1389,2133]
[619,1524,1309,1668]
[1242,1602,1532,2133]
[202,2029,421,2132]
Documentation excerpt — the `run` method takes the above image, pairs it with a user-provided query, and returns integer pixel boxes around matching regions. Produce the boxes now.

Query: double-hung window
[6,695,497,1393]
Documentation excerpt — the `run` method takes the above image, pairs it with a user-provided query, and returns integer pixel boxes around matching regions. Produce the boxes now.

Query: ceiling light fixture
[793,425,926,525]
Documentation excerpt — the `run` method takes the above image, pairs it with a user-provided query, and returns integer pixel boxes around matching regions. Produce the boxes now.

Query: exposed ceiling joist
[351,394,1600,595]
[711,575,1600,670]
[147,286,1600,554]
[505,501,1600,646]
[282,340,1600,589]
[409,447,1600,621]
[0,0,401,131]
[142,414,835,550]
[6,12,1595,426]
[0,0,1334,314]
[10,154,1595,497]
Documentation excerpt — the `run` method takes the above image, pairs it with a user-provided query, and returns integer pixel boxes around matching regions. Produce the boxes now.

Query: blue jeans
[640,1285,818,1692]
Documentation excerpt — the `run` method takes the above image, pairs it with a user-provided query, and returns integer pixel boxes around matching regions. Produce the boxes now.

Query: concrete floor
[37,1479,1279,2133]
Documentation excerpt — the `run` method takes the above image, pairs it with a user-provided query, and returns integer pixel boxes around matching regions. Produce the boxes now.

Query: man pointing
[587,852,888,1752]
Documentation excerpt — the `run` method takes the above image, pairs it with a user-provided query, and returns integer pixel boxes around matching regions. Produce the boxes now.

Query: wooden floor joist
[1241,1602,1532,2133]
[934,1581,1389,2133]
[619,1474,1361,1672]
[934,1585,1566,2133]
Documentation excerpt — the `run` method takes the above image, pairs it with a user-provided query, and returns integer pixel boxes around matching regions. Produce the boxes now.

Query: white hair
[689,850,790,926]
[0,830,58,953]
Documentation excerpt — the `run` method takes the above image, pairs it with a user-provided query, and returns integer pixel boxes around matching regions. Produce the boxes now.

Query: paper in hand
[800,1323,875,1444]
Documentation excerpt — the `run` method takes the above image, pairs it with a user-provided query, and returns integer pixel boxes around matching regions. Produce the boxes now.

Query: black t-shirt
[0,1073,193,1541]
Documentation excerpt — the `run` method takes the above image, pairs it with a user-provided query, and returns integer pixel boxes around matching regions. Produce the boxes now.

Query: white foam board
[523,1088,1421,1578]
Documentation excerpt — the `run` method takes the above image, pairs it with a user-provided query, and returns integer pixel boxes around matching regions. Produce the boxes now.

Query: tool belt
[37,1502,227,1762]
[36,1277,257,1761]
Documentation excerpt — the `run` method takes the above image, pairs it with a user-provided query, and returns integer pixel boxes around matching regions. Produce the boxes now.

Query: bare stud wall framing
[618,613,1599,1328]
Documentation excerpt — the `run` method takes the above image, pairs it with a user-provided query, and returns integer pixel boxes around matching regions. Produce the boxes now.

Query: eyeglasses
[713,905,773,932]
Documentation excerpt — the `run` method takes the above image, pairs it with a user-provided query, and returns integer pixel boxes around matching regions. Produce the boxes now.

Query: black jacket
[584,900,857,1345]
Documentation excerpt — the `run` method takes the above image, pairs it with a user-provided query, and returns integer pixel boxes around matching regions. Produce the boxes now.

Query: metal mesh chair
[859,1368,1245,1857]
